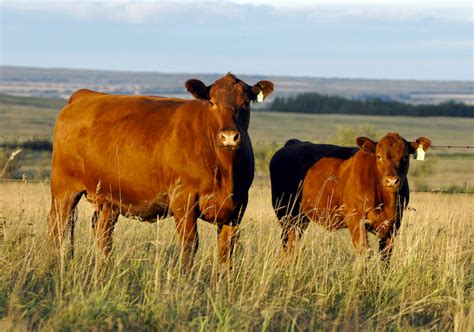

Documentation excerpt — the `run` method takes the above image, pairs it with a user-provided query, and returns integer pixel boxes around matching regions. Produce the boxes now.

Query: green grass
[249,112,474,146]
[1,94,474,145]
[1,98,473,191]
[0,104,57,138]
[0,183,473,330]
[0,94,66,110]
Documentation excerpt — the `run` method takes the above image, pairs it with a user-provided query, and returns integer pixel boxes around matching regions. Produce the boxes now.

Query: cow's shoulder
[68,89,105,104]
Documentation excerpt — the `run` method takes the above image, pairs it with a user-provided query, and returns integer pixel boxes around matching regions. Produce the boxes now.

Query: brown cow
[48,73,274,268]
[270,133,431,261]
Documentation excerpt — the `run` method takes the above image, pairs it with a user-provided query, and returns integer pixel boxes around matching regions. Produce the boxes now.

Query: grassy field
[2,95,473,145]
[2,97,473,191]
[250,112,474,146]
[1,96,473,329]
[0,182,473,330]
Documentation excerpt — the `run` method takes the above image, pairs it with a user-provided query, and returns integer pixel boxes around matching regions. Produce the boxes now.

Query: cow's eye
[209,100,216,107]
[376,155,382,160]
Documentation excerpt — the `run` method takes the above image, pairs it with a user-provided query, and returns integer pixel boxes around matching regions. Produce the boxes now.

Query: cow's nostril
[233,132,240,142]
[385,176,400,187]
[220,133,226,142]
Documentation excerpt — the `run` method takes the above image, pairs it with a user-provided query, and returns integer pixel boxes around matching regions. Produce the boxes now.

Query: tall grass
[0,182,473,330]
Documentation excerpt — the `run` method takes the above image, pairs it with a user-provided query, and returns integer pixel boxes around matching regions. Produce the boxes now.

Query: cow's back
[51,90,201,210]
[53,90,188,166]
[269,140,358,220]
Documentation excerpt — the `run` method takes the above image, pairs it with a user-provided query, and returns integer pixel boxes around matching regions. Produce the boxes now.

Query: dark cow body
[48,73,273,268]
[270,134,430,261]
[271,140,360,221]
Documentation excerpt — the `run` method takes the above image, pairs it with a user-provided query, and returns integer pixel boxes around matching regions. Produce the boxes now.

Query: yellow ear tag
[257,90,264,103]
[414,144,425,161]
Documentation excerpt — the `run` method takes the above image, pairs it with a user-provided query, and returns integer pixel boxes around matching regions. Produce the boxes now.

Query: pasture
[1,95,473,330]
[0,182,473,330]
[1,98,473,192]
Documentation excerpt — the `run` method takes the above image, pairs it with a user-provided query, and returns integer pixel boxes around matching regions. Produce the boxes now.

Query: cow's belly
[302,184,347,230]
[198,192,236,225]
[304,205,347,231]
[86,190,170,223]
[121,197,170,222]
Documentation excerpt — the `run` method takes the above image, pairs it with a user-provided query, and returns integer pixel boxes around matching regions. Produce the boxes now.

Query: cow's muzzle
[384,176,400,188]
[218,129,241,149]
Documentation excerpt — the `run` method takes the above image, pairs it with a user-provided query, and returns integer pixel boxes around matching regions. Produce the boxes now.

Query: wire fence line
[0,135,473,150]
[0,134,471,193]
[0,178,469,194]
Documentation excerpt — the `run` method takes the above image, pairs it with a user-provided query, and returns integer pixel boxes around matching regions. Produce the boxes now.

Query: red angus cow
[48,73,273,268]
[270,133,431,261]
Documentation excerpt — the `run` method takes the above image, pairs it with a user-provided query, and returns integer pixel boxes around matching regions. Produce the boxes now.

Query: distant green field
[1,94,473,145]
[0,93,66,110]
[250,112,474,146]
[1,95,473,191]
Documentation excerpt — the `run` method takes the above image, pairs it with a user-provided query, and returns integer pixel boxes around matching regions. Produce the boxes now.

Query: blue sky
[1,1,472,80]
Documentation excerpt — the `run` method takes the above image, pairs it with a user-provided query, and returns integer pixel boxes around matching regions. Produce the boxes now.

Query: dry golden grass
[0,181,473,330]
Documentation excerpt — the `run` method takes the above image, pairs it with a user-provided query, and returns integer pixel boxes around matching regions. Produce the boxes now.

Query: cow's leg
[48,181,83,255]
[379,204,403,263]
[379,236,396,263]
[69,207,78,258]
[217,224,240,269]
[94,202,119,256]
[379,223,400,263]
[91,206,100,232]
[217,196,248,269]
[281,217,296,257]
[171,194,199,270]
[348,215,368,256]
[280,216,309,258]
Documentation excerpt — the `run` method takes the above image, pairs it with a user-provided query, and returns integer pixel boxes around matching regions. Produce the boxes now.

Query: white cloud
[2,2,257,23]
[232,0,472,6]
[2,1,471,24]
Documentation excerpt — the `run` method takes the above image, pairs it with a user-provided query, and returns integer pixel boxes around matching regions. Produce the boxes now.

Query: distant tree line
[0,140,52,152]
[266,93,474,117]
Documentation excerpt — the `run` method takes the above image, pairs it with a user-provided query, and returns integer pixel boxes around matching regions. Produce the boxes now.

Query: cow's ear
[409,137,431,154]
[185,79,211,100]
[356,137,376,154]
[251,80,274,102]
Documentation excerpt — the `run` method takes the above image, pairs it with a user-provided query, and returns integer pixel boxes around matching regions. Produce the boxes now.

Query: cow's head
[185,73,273,150]
[357,133,431,192]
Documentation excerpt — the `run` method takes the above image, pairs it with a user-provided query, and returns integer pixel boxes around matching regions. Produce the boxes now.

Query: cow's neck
[354,155,398,236]
[354,152,397,210]
[214,149,235,189]
[380,186,397,209]
[206,112,236,201]
[371,168,399,235]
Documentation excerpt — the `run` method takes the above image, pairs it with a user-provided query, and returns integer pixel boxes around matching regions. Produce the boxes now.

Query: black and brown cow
[270,133,431,261]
